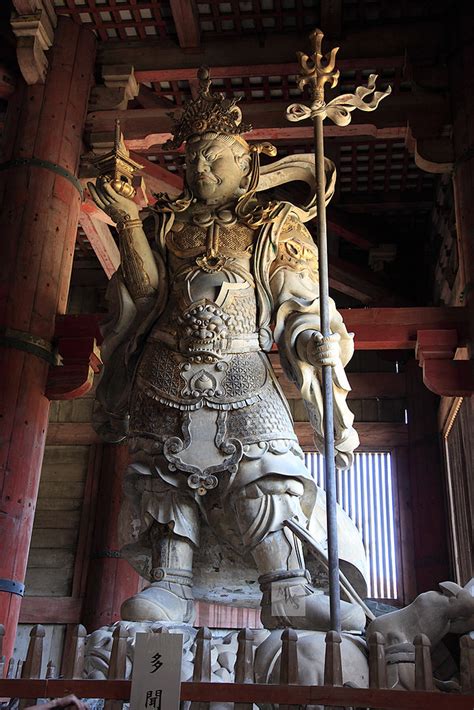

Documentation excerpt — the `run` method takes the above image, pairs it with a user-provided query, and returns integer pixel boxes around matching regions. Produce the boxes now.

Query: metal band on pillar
[92,549,122,559]
[0,579,25,597]
[0,157,84,200]
[0,328,61,366]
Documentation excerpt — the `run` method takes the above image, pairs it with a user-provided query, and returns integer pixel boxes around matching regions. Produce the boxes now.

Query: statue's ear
[439,581,463,597]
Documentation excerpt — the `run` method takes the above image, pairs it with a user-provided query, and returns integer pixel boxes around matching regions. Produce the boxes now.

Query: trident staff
[287,28,391,632]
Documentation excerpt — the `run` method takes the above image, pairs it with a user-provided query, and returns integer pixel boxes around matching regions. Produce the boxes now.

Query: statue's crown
[164,67,252,149]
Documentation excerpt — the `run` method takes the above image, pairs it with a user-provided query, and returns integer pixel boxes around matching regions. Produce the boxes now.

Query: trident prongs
[296,28,340,107]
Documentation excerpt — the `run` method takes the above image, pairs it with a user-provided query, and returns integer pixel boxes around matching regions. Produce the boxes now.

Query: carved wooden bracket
[10,0,56,85]
[415,329,474,397]
[89,64,139,112]
[46,315,103,400]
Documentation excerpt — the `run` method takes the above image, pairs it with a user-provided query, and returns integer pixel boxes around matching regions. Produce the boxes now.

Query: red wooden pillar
[405,359,451,593]
[0,18,96,659]
[82,444,142,631]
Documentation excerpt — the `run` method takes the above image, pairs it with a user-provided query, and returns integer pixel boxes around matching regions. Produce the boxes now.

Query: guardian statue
[89,68,364,632]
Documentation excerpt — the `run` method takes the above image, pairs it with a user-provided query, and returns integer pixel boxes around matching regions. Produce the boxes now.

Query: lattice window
[53,0,175,41]
[304,451,399,600]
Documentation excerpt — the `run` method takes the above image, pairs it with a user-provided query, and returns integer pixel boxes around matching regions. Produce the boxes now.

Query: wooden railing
[0,623,473,708]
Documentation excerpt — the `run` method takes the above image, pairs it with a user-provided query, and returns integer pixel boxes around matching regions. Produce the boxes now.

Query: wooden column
[450,3,474,354]
[82,444,141,631]
[0,18,95,660]
[405,359,451,593]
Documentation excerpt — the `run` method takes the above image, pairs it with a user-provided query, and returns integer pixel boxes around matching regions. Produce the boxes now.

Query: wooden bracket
[11,1,56,85]
[89,64,139,112]
[416,329,474,397]
[45,315,103,401]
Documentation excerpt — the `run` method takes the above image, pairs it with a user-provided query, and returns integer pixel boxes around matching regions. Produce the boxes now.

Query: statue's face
[185,135,250,204]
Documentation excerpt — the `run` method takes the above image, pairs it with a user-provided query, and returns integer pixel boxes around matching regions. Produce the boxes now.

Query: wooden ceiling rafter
[54,0,173,41]
[169,0,200,49]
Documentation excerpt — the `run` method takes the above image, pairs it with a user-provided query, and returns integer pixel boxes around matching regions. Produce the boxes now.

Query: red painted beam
[19,597,82,624]
[169,0,200,49]
[340,307,469,350]
[79,210,120,279]
[133,57,405,83]
[0,680,473,708]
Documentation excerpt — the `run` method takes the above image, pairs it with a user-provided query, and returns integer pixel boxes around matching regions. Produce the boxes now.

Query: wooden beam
[133,56,404,84]
[169,0,200,49]
[97,21,444,72]
[327,209,377,251]
[268,355,406,399]
[79,209,120,279]
[44,418,406,449]
[46,422,101,446]
[124,125,406,153]
[4,679,472,708]
[135,84,176,109]
[86,88,447,146]
[51,306,469,355]
[295,421,408,449]
[341,306,470,350]
[129,151,183,195]
[19,597,82,624]
[328,255,394,304]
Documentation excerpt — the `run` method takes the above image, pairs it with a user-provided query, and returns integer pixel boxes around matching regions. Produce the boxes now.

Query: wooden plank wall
[25,444,90,598]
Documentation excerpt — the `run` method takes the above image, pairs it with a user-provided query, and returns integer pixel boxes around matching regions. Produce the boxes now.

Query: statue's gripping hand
[301,331,344,368]
[87,176,140,225]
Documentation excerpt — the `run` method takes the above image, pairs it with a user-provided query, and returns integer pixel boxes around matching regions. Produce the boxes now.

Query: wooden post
[191,627,212,710]
[19,624,45,708]
[460,634,474,694]
[0,17,96,661]
[234,628,254,710]
[405,359,451,593]
[278,628,299,710]
[414,633,434,691]
[0,624,4,680]
[82,444,141,631]
[105,623,129,710]
[324,630,343,686]
[449,4,474,353]
[368,632,387,689]
[61,624,86,679]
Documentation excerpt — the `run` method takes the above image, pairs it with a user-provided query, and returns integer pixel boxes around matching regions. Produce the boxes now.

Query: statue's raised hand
[87,176,140,225]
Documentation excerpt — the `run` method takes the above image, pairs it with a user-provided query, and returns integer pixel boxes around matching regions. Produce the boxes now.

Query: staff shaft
[313,112,341,634]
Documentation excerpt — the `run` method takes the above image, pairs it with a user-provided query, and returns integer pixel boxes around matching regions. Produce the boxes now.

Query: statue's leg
[233,476,365,632]
[121,524,195,623]
[120,475,198,623]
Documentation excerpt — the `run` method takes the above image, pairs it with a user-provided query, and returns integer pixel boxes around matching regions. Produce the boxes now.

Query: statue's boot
[121,528,195,623]
[254,529,365,632]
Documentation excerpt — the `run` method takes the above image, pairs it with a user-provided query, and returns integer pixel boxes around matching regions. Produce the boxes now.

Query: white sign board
[130,632,183,710]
